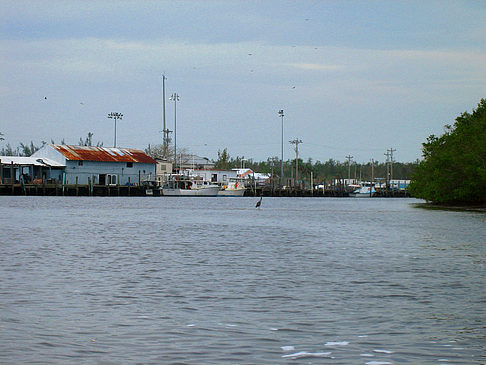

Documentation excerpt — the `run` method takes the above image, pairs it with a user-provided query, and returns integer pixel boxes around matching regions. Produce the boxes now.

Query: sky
[1,0,485,164]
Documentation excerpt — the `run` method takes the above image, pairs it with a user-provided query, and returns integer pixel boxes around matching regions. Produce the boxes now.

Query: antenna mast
[162,74,168,159]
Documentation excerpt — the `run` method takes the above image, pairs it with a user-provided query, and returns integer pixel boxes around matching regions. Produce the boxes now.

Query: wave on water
[325,341,349,346]
[373,349,394,354]
[281,351,333,359]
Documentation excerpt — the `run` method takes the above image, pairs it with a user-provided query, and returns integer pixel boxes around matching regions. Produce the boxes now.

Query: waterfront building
[191,168,270,186]
[0,156,64,184]
[30,144,157,186]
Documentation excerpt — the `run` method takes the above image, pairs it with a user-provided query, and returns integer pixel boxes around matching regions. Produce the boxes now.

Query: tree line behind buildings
[0,132,418,184]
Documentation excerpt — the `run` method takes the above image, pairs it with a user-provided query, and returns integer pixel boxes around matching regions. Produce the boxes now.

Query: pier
[0,182,156,197]
[245,186,411,197]
[1,182,410,197]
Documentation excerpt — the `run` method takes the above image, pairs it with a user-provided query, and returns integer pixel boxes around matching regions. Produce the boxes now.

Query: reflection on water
[0,196,485,364]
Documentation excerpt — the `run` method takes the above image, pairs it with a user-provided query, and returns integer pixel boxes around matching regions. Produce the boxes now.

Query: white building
[190,168,270,185]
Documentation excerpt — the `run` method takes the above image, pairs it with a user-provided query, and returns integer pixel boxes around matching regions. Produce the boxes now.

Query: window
[78,161,83,166]
[126,162,133,168]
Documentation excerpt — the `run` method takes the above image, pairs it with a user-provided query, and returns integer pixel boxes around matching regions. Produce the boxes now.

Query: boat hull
[162,186,220,196]
[353,192,374,198]
[351,186,376,198]
[218,188,246,196]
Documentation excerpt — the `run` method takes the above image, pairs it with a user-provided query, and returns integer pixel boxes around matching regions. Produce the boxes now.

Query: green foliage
[409,99,486,205]
[0,134,98,156]
[78,132,103,147]
[211,148,417,182]
[20,141,46,156]
[1,141,46,156]
[214,148,232,170]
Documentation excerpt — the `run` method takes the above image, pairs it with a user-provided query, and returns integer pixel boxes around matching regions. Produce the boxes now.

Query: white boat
[162,175,220,196]
[350,185,376,198]
[218,180,246,196]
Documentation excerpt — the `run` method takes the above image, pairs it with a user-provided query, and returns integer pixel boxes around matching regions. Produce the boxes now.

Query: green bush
[409,99,486,205]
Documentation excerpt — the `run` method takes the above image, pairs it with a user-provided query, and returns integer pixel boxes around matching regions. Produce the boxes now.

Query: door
[99,174,106,185]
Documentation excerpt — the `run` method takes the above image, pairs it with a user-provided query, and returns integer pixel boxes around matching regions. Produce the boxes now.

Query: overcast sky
[1,0,485,163]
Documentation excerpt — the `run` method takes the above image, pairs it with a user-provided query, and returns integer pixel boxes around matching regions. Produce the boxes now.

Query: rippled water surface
[1,196,485,364]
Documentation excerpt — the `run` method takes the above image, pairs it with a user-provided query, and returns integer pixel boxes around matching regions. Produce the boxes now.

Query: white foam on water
[186,324,195,327]
[358,335,369,338]
[361,353,375,357]
[218,323,236,327]
[373,349,394,354]
[325,341,349,346]
[438,359,450,362]
[366,362,393,365]
[282,351,332,359]
[281,346,295,351]
[270,328,279,331]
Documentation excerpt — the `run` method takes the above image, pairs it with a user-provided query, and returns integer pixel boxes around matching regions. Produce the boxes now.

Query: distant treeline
[0,133,102,156]
[1,133,418,183]
[409,99,486,205]
[214,148,418,182]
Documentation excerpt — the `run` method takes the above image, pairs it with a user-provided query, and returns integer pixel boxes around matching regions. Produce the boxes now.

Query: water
[0,196,485,364]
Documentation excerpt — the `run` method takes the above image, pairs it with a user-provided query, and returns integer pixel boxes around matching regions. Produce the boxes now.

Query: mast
[162,74,167,159]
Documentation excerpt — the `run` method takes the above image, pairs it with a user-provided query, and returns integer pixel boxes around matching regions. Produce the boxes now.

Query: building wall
[190,169,239,183]
[33,146,68,165]
[32,145,156,185]
[64,160,155,185]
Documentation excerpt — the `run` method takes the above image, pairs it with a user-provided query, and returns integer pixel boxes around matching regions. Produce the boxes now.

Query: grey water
[0,196,484,364]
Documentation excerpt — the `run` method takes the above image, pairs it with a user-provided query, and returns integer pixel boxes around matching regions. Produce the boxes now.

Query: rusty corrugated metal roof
[52,145,157,164]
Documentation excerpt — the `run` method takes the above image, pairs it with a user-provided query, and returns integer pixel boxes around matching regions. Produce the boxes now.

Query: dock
[245,186,411,197]
[0,182,157,197]
[1,182,410,198]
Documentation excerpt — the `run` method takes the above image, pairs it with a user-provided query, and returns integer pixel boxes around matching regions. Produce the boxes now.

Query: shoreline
[413,202,486,213]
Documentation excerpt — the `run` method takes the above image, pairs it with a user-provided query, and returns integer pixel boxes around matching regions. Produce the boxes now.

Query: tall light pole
[162,74,168,159]
[170,93,180,167]
[107,112,123,147]
[278,109,284,187]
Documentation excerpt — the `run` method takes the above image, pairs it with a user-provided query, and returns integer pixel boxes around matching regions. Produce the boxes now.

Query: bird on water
[255,196,262,208]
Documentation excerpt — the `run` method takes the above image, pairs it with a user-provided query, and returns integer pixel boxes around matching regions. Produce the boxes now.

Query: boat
[350,184,376,198]
[218,180,246,196]
[161,174,220,196]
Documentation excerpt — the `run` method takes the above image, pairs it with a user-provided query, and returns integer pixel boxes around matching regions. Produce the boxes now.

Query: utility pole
[289,138,303,187]
[170,93,180,167]
[384,148,396,189]
[278,110,284,187]
[370,158,375,184]
[370,158,375,197]
[388,147,396,183]
[345,154,353,185]
[162,74,169,159]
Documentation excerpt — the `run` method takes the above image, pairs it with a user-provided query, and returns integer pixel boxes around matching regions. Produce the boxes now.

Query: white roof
[0,156,65,167]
